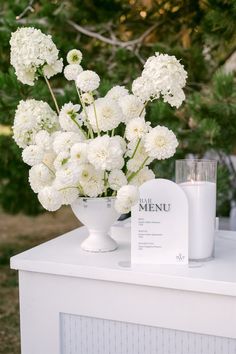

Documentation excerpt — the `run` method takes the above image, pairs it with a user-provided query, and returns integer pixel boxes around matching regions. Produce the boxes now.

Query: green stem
[70,116,88,139]
[43,74,60,114]
[127,157,149,182]
[139,101,148,117]
[93,101,100,136]
[111,129,115,137]
[75,85,94,139]
[103,171,108,197]
[130,138,141,159]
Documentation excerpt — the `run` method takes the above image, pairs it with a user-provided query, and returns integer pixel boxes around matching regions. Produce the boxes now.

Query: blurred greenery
[0,0,236,215]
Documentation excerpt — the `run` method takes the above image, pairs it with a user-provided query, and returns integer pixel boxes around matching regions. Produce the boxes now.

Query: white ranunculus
[144,125,178,159]
[108,170,127,191]
[106,85,129,102]
[22,145,44,166]
[29,163,54,193]
[125,117,150,141]
[70,142,88,164]
[118,94,145,122]
[115,185,139,213]
[129,167,155,187]
[53,180,79,205]
[87,135,123,171]
[59,102,83,132]
[64,64,83,81]
[86,97,123,132]
[10,27,62,85]
[38,186,62,211]
[66,49,83,64]
[53,132,84,154]
[76,70,100,92]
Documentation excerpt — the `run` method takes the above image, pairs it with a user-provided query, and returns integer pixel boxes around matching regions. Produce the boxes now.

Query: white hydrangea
[70,143,88,164]
[86,97,123,132]
[59,102,83,132]
[115,185,139,213]
[144,126,178,159]
[22,145,44,166]
[53,151,70,170]
[43,59,63,79]
[106,85,129,102]
[76,70,100,92]
[53,180,79,205]
[87,135,123,171]
[66,49,82,64]
[53,132,84,154]
[38,186,62,211]
[35,130,52,151]
[132,76,156,103]
[64,64,83,81]
[125,117,150,141]
[81,175,104,198]
[81,92,94,105]
[108,170,127,191]
[142,53,187,108]
[118,94,145,123]
[10,27,62,85]
[129,167,155,187]
[29,163,54,193]
[13,99,58,148]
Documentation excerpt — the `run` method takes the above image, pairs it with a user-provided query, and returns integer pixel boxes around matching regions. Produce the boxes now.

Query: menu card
[131,179,188,265]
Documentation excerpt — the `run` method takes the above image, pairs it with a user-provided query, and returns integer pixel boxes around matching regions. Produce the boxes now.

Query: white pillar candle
[180,181,216,260]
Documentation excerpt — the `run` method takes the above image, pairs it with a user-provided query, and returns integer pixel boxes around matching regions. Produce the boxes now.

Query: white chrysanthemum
[53,151,70,170]
[66,49,83,64]
[81,175,104,198]
[38,186,62,211]
[53,180,79,205]
[118,94,145,123]
[81,92,94,105]
[56,165,80,186]
[42,151,56,170]
[29,163,54,193]
[144,126,178,159]
[76,70,100,92]
[106,85,129,102]
[43,59,63,79]
[115,185,139,213]
[112,136,126,153]
[59,102,83,132]
[132,76,156,103]
[22,145,44,166]
[70,143,88,164]
[108,170,127,191]
[129,167,155,187]
[142,53,187,108]
[125,117,150,141]
[53,132,84,154]
[87,97,122,132]
[64,64,83,81]
[10,27,62,85]
[35,130,52,151]
[87,135,123,171]
[13,99,58,148]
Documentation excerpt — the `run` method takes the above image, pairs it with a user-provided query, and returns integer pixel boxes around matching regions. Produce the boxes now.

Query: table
[11,220,236,354]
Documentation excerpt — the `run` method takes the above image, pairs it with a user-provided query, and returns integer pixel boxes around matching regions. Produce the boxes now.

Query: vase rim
[78,196,117,200]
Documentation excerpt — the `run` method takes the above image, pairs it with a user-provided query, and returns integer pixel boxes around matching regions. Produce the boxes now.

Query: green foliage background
[0,0,236,215]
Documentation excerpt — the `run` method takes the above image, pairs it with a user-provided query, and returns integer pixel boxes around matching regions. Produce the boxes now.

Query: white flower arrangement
[10,27,187,214]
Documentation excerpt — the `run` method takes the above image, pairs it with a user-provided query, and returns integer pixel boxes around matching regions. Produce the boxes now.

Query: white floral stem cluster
[10,27,187,214]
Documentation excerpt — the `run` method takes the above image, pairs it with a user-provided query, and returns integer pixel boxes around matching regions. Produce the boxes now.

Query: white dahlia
[53,132,84,154]
[35,130,52,151]
[29,163,54,193]
[38,186,62,211]
[125,117,150,141]
[144,126,178,159]
[70,142,88,164]
[66,49,83,64]
[118,94,145,122]
[115,185,139,213]
[108,170,127,191]
[81,175,104,197]
[132,76,156,103]
[53,151,70,170]
[53,180,79,205]
[106,85,129,102]
[86,97,122,132]
[22,145,44,166]
[76,70,100,92]
[64,64,83,81]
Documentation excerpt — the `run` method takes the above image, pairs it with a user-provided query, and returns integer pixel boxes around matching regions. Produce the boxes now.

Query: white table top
[10,220,236,297]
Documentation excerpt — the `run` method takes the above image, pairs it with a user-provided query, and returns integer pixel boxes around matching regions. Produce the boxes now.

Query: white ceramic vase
[71,197,120,252]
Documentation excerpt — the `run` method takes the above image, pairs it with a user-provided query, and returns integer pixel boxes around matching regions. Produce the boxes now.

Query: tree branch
[16,0,35,20]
